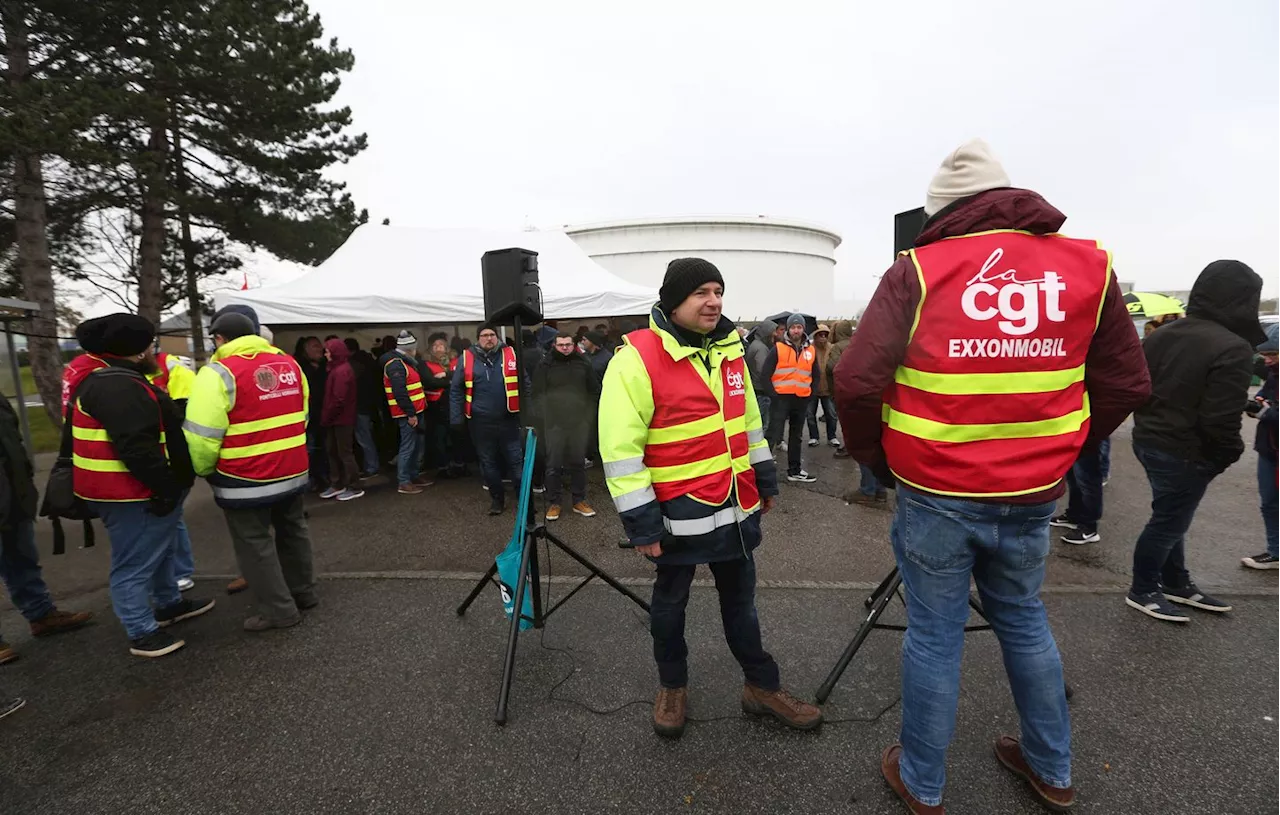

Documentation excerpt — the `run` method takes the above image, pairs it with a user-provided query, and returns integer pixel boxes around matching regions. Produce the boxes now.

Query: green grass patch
[26,404,59,454]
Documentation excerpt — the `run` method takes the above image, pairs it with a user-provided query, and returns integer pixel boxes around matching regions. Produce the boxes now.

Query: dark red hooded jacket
[834,188,1151,504]
[321,339,357,427]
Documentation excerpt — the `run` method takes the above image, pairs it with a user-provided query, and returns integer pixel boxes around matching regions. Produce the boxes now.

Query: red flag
[240,271,250,291]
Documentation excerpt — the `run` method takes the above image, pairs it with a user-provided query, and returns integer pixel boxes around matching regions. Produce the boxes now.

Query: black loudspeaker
[482,247,543,324]
[894,207,927,257]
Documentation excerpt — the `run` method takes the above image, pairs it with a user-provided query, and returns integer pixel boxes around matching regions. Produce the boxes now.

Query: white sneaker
[807,439,819,447]
[787,471,817,483]
[319,487,342,499]
[828,438,842,448]
[336,489,365,501]
[177,577,195,592]
[532,486,546,494]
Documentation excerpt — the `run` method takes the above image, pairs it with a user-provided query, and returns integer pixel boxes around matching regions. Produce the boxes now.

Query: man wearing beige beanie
[834,139,1151,813]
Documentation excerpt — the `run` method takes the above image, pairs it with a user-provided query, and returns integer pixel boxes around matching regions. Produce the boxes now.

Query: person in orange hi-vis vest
[762,313,819,483]
[599,258,822,740]
[73,314,215,659]
[834,140,1151,813]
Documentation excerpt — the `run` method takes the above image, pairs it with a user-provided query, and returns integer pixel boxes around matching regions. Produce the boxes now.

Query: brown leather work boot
[881,744,945,814]
[226,577,248,595]
[572,501,596,517]
[0,641,17,665]
[29,609,93,638]
[740,684,823,730]
[994,735,1075,811]
[653,687,687,738]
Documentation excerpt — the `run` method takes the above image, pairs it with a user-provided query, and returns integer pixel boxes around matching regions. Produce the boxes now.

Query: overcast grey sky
[285,0,1277,302]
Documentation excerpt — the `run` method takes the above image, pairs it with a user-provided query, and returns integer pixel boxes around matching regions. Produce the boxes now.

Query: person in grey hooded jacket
[746,319,780,429]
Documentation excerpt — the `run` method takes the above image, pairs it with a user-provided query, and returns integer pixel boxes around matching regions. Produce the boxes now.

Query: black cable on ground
[535,542,902,726]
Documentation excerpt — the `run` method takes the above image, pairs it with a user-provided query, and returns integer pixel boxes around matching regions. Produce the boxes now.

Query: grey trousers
[223,494,315,622]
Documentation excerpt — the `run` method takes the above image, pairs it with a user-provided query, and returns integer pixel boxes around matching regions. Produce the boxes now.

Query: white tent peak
[214,224,656,326]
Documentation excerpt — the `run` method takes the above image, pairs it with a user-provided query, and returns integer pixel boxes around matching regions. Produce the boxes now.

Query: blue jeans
[806,395,837,442]
[173,501,194,582]
[650,558,779,690]
[470,417,523,503]
[1098,437,1111,481]
[1260,453,1278,558]
[89,500,184,640]
[0,520,55,624]
[396,415,426,486]
[1064,445,1104,532]
[1131,443,1215,594]
[893,487,1070,806]
[859,463,884,497]
[354,413,380,474]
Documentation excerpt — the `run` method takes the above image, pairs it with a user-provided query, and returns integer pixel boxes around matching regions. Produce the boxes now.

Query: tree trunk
[170,125,206,365]
[135,120,168,324]
[4,5,65,426]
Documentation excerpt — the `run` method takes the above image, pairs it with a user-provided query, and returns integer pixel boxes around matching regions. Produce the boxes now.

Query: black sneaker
[1125,591,1190,623]
[0,697,26,721]
[1049,515,1078,530]
[1242,553,1280,570]
[1163,584,1232,613]
[129,629,186,658]
[488,498,505,516]
[787,471,817,483]
[1060,528,1100,545]
[155,597,216,628]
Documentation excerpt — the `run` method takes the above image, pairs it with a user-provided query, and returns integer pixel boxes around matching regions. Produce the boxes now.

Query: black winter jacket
[1133,260,1265,472]
[76,360,195,502]
[0,397,36,530]
[531,350,599,429]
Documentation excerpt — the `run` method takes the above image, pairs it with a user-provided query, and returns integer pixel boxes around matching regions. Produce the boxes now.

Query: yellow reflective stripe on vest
[647,414,721,446]
[893,364,1085,396]
[219,433,307,460]
[891,468,1064,499]
[882,400,1090,443]
[225,411,306,437]
[71,454,130,472]
[383,382,424,394]
[648,452,733,484]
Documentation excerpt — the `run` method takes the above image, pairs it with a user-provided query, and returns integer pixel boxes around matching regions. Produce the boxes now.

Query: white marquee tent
[214,225,657,326]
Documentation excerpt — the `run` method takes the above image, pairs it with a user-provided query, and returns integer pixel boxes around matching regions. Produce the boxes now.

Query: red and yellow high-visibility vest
[151,352,173,392]
[72,373,165,502]
[206,350,309,505]
[461,346,520,418]
[771,342,815,397]
[881,229,1111,498]
[383,355,426,418]
[424,361,447,403]
[61,353,109,413]
[627,328,761,515]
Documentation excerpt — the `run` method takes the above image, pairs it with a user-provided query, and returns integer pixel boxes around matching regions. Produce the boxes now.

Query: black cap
[96,313,156,357]
[75,316,112,355]
[212,304,260,333]
[584,331,606,348]
[210,311,257,341]
[659,258,724,314]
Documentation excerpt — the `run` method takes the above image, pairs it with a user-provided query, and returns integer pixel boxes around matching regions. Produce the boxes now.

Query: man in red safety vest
[834,139,1150,813]
[449,324,525,516]
[72,314,213,658]
[379,330,438,495]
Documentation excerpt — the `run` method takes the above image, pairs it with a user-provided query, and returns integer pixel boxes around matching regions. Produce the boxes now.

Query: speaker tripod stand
[453,307,650,726]
[815,567,1073,704]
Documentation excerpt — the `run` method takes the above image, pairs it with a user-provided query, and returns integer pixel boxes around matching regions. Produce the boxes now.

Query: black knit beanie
[659,258,724,314]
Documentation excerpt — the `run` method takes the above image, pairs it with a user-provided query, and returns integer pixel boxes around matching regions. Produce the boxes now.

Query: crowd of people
[0,138,1274,815]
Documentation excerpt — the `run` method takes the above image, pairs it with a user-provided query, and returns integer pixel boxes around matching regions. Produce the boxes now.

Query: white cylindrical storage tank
[563,216,841,321]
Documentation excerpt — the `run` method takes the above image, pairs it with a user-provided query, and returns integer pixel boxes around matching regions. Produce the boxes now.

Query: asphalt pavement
[0,422,1276,814]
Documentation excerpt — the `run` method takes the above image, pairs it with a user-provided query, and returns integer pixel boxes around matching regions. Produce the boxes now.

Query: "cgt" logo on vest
[254,363,299,395]
[725,369,745,397]
[960,247,1066,336]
